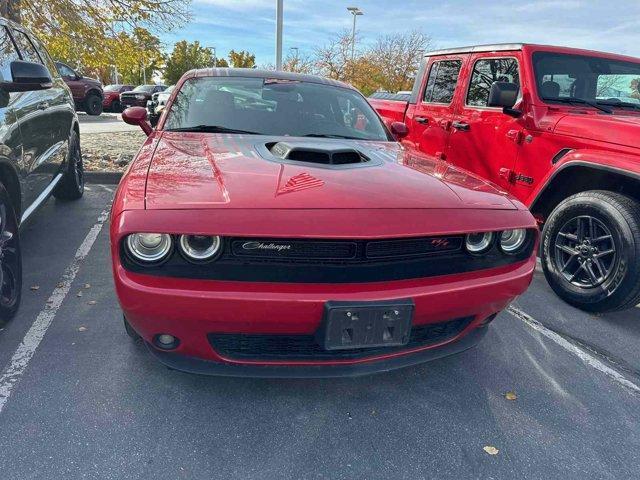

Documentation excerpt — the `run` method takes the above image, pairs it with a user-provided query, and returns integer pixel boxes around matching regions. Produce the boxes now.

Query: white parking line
[0,209,110,414]
[508,305,640,395]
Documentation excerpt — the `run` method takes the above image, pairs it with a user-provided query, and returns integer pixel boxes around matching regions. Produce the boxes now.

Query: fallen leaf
[483,446,499,456]
[78,326,87,332]
[84,283,91,289]
[76,291,83,297]
[30,285,40,291]
[87,300,96,305]
[504,391,517,401]
[57,283,64,288]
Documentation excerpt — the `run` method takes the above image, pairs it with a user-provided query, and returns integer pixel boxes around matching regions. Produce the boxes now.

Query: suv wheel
[53,130,84,200]
[85,92,103,116]
[111,100,122,113]
[0,183,22,326]
[541,191,640,313]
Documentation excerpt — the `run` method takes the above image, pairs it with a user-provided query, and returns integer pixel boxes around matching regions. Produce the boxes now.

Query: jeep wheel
[53,130,84,200]
[85,93,103,116]
[541,191,640,313]
[0,183,22,326]
[111,100,122,113]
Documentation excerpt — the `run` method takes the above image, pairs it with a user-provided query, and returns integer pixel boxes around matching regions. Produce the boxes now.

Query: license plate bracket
[318,299,414,351]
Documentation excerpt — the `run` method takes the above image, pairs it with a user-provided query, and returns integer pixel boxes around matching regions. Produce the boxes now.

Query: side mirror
[488,81,522,118]
[0,60,52,92]
[122,106,152,136]
[390,121,409,139]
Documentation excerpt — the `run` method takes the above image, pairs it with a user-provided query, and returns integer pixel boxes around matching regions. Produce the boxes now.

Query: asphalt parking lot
[0,187,639,480]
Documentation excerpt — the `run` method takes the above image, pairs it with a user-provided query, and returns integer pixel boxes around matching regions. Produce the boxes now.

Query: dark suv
[54,61,103,115]
[120,84,166,108]
[0,18,84,324]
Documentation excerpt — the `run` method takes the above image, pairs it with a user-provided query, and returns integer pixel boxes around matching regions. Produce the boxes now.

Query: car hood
[554,112,640,149]
[144,133,517,211]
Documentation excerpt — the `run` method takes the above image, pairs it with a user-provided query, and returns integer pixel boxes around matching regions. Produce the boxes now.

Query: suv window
[0,27,20,82]
[11,29,43,65]
[467,58,520,107]
[423,60,462,104]
[56,62,76,78]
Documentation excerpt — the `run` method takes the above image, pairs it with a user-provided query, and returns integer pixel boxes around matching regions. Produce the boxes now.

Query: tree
[164,40,215,85]
[2,0,189,83]
[282,52,315,74]
[314,30,354,82]
[228,50,256,68]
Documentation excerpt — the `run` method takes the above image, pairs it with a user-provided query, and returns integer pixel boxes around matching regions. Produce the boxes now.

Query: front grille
[208,316,473,361]
[121,231,535,283]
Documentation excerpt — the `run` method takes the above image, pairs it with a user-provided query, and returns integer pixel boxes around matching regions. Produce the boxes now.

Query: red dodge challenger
[112,69,538,377]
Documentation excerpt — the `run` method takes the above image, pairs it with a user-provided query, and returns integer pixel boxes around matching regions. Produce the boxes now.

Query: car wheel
[53,130,84,201]
[541,190,640,313]
[0,183,22,327]
[85,93,103,116]
[111,100,122,113]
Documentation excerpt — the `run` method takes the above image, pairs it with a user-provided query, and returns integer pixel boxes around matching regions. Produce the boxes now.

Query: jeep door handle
[452,121,470,131]
[415,116,429,124]
[36,101,49,110]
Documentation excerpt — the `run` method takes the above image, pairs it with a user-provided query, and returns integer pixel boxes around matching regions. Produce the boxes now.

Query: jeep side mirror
[390,121,409,139]
[0,60,53,92]
[122,106,152,136]
[488,81,522,117]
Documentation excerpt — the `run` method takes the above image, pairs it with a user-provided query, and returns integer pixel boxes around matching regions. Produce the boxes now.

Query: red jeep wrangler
[371,43,640,312]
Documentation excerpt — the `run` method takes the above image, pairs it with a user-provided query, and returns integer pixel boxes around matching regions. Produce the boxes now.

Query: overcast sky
[159,0,640,64]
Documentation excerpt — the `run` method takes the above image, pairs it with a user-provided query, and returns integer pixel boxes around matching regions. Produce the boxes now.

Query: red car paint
[102,85,134,111]
[111,69,538,377]
[369,44,640,218]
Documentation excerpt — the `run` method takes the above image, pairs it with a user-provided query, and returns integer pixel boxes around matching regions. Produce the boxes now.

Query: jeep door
[9,27,68,213]
[404,56,466,159]
[445,52,523,190]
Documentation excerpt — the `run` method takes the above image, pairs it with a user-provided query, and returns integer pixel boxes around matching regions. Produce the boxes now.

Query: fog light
[154,334,179,350]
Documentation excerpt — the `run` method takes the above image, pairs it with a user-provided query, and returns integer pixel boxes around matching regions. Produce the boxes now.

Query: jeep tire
[0,183,22,326]
[53,130,84,200]
[541,190,640,313]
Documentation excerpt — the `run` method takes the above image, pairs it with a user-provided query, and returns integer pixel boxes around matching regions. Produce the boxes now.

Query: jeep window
[467,58,520,107]
[164,76,390,140]
[11,29,43,65]
[0,27,20,82]
[533,52,640,108]
[423,60,462,104]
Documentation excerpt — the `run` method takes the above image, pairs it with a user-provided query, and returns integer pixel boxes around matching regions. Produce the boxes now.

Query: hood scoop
[267,141,370,167]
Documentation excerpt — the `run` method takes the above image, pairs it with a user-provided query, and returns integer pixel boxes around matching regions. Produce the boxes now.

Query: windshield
[164,76,389,140]
[133,85,156,93]
[533,52,640,109]
[104,84,124,92]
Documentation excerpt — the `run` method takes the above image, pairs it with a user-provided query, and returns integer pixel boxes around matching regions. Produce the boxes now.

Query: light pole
[275,0,283,70]
[290,47,299,59]
[207,46,217,67]
[347,6,363,66]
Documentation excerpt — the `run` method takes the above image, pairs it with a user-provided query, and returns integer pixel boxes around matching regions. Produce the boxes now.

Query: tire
[541,190,640,313]
[53,130,84,201]
[0,183,22,327]
[84,93,103,116]
[111,100,122,113]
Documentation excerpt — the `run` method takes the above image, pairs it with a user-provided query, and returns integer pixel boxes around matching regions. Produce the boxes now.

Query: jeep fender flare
[529,149,640,219]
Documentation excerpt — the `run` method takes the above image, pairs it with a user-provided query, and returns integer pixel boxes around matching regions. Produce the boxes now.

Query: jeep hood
[554,113,640,149]
[144,133,517,211]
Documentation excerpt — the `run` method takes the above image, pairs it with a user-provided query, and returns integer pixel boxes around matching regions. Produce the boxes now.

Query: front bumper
[114,254,535,376]
[121,98,147,107]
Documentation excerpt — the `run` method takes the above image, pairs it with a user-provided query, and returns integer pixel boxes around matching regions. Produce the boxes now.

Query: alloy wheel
[554,215,617,288]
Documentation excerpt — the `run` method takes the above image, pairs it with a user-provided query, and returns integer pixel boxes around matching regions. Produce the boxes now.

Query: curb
[84,171,123,185]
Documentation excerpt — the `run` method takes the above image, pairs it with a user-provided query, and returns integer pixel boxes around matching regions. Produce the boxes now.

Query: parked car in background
[102,84,134,112]
[113,68,537,377]
[54,61,103,115]
[147,85,174,126]
[0,17,84,324]
[120,84,166,109]
[370,43,640,313]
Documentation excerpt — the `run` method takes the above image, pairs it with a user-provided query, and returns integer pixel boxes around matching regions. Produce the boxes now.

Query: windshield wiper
[596,100,640,111]
[543,97,613,114]
[165,125,260,134]
[302,133,366,140]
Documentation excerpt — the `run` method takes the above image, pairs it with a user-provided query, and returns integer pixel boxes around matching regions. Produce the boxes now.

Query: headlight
[499,229,528,254]
[126,233,172,263]
[465,232,494,254]
[179,235,221,262]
